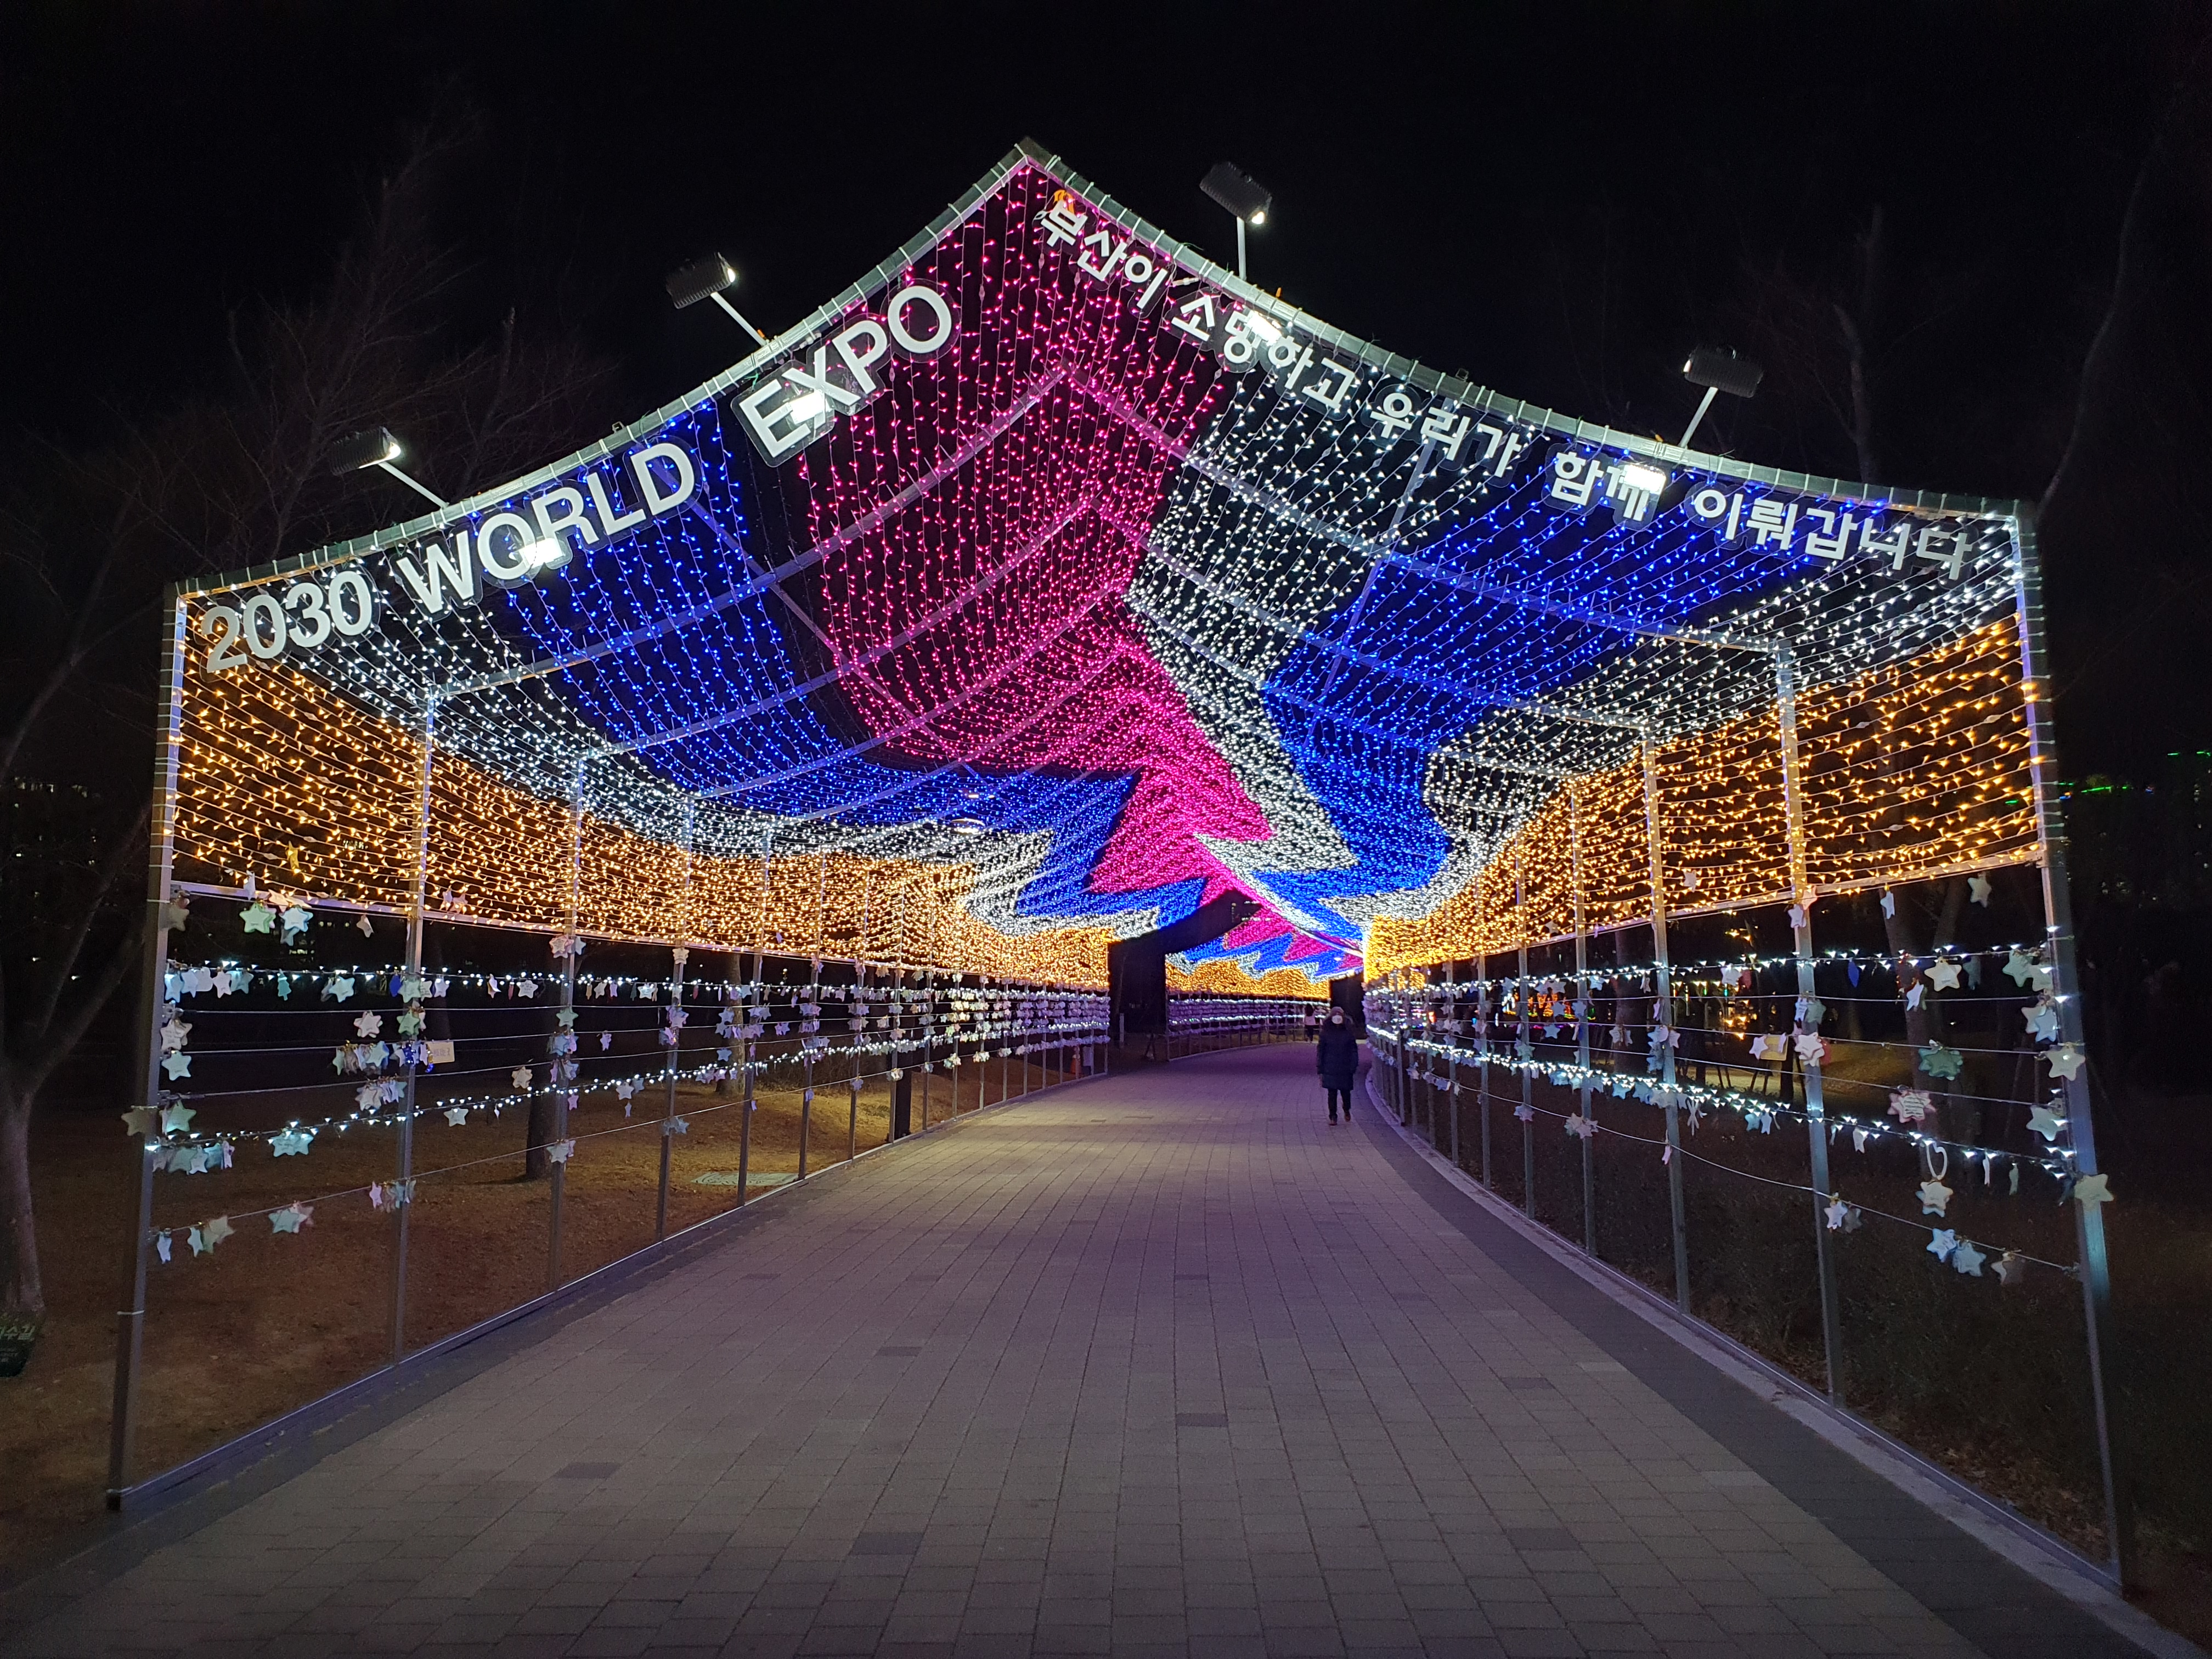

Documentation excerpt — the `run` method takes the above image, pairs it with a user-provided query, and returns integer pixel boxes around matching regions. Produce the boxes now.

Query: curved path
[1,1046,2168,1658]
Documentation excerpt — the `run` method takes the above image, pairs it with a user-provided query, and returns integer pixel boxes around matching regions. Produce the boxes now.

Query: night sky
[4,1,2206,777]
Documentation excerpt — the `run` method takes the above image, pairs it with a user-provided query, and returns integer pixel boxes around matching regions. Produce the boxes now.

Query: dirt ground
[0,1049,1063,1581]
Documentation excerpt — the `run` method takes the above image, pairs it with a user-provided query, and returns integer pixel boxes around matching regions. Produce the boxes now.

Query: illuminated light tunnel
[166,142,2038,991]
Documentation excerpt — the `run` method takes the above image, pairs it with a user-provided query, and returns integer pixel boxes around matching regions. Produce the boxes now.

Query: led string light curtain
[168,142,2028,992]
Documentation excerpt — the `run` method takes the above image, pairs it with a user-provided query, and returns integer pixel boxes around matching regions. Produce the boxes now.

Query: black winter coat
[1316,1022,1360,1087]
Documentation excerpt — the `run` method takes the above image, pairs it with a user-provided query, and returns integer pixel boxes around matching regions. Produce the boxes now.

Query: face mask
[1330,1013,1345,1024]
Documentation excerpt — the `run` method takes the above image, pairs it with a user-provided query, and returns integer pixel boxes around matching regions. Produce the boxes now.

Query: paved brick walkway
[2,1046,2155,1658]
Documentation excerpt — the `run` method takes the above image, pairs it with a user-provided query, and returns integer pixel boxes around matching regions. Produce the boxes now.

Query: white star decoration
[1916,1178,1953,1216]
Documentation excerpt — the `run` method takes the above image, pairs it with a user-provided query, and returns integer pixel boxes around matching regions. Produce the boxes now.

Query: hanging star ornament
[1950,1238,1987,1276]
[2072,1172,2114,1209]
[2003,950,2037,988]
[445,1107,469,1126]
[270,1203,313,1234]
[511,1066,534,1091]
[189,1215,233,1255]
[2023,1000,2061,1042]
[120,1108,159,1136]
[160,1101,196,1135]
[1993,1250,2027,1286]
[153,1230,172,1263]
[2027,1104,2066,1142]
[548,1139,575,1164]
[1925,958,1962,991]
[1968,874,1993,906]
[240,900,276,934]
[161,1050,192,1080]
[2044,1044,2086,1080]
[1824,1195,1853,1232]
[271,1127,315,1156]
[1917,1178,1953,1216]
[1927,1228,1960,1262]
[1880,889,1896,919]
[356,913,373,937]
[1918,1043,1964,1080]
[353,1011,383,1038]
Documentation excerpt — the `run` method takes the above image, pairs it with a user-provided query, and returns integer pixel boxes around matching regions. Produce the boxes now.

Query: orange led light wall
[1369,618,2035,970]
[172,648,1122,983]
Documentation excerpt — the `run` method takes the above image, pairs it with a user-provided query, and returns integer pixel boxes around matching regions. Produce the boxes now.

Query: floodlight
[1681,347,1764,399]
[1675,347,1763,449]
[1200,162,1273,224]
[665,252,737,309]
[328,428,402,473]
[665,251,769,346]
[328,427,447,510]
[1199,162,1273,281]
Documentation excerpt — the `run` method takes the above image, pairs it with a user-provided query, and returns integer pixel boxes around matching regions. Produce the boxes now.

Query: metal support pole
[1396,970,1411,1124]
[549,763,584,1293]
[390,701,435,1362]
[110,596,188,1506]
[799,955,817,1178]
[2015,507,2131,1584]
[1644,736,1690,1313]
[1777,646,1847,1405]
[1518,857,1534,1219]
[658,946,686,1238]
[1235,215,1247,281]
[1447,985,1462,1169]
[1574,787,1595,1257]
[1477,958,1493,1187]
[737,952,756,1201]
[658,802,695,1240]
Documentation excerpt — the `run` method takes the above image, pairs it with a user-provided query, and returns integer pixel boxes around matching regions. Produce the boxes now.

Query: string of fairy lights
[170,157,2029,1008]
[156,152,2072,1280]
[1371,1028,2075,1282]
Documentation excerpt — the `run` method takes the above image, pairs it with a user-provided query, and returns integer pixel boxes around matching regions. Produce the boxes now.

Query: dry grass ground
[0,1053,1060,1581]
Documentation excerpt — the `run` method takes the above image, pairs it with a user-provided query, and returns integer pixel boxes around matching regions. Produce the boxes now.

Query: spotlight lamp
[666,251,770,346]
[328,427,447,510]
[1199,162,1274,281]
[1676,347,1764,450]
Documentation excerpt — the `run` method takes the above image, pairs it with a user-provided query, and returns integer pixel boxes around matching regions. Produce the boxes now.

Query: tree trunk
[0,1068,42,1320]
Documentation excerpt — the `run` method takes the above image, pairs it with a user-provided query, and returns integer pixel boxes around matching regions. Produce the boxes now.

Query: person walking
[1317,1007,1359,1123]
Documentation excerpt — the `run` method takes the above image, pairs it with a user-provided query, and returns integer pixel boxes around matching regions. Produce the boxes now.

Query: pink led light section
[799,166,1295,938]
